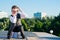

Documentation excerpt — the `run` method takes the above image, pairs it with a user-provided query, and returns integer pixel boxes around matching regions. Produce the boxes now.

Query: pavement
[0,31,60,40]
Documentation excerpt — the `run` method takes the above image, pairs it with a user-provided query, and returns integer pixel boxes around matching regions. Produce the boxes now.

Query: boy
[7,5,25,39]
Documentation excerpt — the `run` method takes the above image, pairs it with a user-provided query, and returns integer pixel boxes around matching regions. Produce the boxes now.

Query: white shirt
[10,15,17,23]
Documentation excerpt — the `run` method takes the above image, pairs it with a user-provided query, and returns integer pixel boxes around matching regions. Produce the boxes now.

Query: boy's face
[12,8,18,14]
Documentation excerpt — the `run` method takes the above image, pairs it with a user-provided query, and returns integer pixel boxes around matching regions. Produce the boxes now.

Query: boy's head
[11,5,20,14]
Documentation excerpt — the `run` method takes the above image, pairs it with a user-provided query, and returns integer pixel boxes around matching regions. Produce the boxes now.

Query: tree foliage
[0,14,60,37]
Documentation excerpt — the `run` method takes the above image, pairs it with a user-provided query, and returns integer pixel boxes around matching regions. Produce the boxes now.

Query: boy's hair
[11,5,20,12]
[12,5,19,9]
[11,5,22,12]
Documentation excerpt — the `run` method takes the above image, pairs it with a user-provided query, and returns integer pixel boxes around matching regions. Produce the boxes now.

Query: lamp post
[50,30,53,34]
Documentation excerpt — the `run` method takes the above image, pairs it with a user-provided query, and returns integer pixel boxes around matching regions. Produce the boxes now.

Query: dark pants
[7,23,25,39]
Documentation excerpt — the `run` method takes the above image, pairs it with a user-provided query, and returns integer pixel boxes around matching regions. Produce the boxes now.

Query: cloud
[0,11,8,18]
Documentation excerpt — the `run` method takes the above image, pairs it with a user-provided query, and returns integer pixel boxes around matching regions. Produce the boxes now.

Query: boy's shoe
[22,36,25,39]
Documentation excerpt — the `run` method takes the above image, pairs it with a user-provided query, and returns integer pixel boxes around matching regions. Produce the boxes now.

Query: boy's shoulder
[11,15,13,17]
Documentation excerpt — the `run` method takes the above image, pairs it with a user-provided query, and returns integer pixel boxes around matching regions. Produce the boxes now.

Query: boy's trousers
[7,23,25,38]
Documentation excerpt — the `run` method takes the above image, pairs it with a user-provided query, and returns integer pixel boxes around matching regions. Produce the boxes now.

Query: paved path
[0,31,60,40]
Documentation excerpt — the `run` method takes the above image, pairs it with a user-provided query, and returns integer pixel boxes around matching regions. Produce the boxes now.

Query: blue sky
[0,0,60,18]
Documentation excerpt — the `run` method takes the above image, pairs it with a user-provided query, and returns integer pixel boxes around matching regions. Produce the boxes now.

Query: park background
[0,0,60,37]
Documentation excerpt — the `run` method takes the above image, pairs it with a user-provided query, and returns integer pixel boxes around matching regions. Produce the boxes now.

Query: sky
[0,0,60,18]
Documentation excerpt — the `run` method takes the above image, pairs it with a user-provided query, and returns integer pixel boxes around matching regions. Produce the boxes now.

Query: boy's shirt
[10,13,22,25]
[10,15,17,23]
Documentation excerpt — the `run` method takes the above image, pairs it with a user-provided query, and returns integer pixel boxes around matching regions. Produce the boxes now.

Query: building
[34,12,47,19]
[34,12,41,19]
[41,12,47,18]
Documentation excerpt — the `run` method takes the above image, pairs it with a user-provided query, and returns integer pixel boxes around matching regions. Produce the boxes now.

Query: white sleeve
[10,16,13,23]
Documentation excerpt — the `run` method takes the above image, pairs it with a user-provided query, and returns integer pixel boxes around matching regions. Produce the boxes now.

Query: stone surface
[0,31,60,40]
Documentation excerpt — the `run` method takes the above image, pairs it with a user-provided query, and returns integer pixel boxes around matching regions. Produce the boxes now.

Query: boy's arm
[16,13,22,25]
[10,16,13,23]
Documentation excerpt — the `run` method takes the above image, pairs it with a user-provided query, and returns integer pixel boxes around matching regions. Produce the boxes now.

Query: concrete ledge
[0,31,60,40]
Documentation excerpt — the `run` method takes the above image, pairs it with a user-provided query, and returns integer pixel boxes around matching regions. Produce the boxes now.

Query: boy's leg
[20,26,25,39]
[17,32,20,38]
[7,23,16,39]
